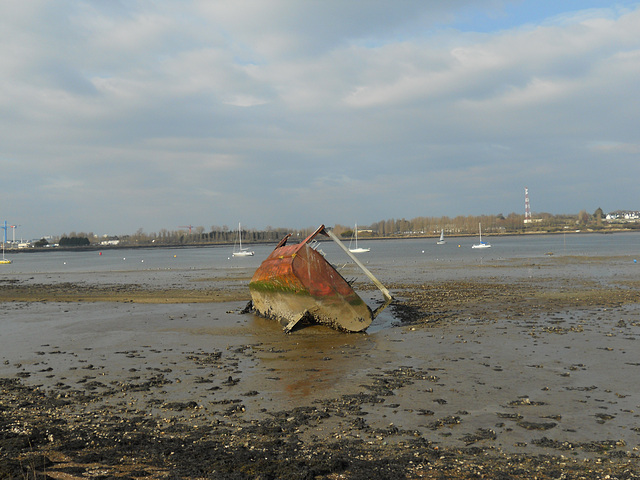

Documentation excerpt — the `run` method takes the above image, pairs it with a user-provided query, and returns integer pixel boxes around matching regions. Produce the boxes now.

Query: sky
[2,1,639,240]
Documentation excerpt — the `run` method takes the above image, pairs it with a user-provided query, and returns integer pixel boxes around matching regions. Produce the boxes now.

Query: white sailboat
[471,222,491,249]
[232,223,254,257]
[349,223,370,253]
[436,229,446,245]
[0,243,11,264]
[0,221,11,264]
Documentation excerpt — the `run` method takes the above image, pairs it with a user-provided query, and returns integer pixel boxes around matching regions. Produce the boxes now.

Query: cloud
[1,1,639,238]
[588,141,640,154]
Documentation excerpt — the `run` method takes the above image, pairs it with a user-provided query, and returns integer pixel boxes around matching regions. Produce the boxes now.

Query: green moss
[249,280,309,296]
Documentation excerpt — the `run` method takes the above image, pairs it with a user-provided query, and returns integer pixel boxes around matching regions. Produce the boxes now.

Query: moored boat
[349,222,370,253]
[472,222,491,249]
[1,221,10,264]
[248,225,391,333]
[232,222,254,257]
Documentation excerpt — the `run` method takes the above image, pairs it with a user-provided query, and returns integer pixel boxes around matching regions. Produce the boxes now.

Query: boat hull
[249,227,372,332]
[232,251,254,257]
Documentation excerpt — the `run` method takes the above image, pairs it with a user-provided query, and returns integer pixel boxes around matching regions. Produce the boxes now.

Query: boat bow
[249,225,391,333]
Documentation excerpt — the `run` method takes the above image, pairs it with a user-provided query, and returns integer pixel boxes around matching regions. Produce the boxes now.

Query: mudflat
[1,255,639,479]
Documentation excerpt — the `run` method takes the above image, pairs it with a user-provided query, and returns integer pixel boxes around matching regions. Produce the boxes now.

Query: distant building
[606,211,640,222]
[100,238,120,246]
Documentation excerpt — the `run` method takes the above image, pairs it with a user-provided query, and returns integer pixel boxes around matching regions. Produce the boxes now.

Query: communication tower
[524,187,532,224]
[10,225,20,244]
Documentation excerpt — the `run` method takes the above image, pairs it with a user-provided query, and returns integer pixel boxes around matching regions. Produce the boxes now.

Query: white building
[606,211,640,222]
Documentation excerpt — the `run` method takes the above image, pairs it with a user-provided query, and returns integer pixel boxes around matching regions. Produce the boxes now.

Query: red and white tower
[524,187,532,224]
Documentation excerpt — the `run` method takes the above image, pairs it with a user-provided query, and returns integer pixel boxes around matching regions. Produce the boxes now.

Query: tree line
[46,207,632,248]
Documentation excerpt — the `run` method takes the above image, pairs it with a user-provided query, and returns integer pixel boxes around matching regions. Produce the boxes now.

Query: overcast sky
[2,1,639,240]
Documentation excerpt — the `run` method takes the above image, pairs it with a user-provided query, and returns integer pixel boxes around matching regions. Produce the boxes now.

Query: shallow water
[3,231,639,275]
[2,232,639,296]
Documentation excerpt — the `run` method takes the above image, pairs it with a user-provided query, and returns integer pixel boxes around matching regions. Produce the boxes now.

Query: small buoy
[634,259,637,263]
[458,245,461,248]
[421,250,424,253]
[99,252,102,255]
[123,258,126,260]
[141,259,144,262]
[174,254,177,258]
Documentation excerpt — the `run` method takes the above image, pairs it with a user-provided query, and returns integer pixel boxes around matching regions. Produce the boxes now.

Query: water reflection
[249,315,378,402]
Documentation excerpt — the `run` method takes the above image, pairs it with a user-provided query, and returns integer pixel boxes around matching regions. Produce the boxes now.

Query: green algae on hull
[248,225,387,333]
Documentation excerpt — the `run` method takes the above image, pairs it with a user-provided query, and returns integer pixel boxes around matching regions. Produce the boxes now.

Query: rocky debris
[461,428,497,445]
[387,279,640,326]
[3,373,636,480]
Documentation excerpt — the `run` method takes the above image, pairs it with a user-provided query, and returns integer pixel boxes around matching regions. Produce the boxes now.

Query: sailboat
[349,223,370,253]
[436,229,446,245]
[0,240,11,264]
[0,221,11,264]
[471,222,491,249]
[232,223,254,257]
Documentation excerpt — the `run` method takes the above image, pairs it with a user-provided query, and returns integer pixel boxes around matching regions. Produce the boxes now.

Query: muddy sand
[1,256,640,479]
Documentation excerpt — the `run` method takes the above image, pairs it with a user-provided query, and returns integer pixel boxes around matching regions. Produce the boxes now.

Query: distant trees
[365,214,526,237]
[49,209,632,249]
[593,207,604,226]
[59,236,90,246]
[577,210,590,225]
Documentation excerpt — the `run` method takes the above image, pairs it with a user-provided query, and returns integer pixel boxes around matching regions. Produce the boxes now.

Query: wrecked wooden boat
[249,225,392,333]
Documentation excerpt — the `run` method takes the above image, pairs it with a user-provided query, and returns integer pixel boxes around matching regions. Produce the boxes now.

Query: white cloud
[588,141,640,154]
[1,1,640,238]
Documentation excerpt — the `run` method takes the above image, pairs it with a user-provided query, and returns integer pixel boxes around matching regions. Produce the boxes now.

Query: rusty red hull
[249,225,372,332]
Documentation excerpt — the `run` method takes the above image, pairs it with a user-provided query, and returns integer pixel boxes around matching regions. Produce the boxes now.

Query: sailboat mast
[326,229,392,302]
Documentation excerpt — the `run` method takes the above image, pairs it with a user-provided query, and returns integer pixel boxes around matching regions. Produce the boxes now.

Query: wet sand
[1,256,639,479]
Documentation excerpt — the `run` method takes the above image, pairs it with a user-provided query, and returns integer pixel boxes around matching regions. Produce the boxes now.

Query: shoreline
[4,227,639,255]
[1,259,640,478]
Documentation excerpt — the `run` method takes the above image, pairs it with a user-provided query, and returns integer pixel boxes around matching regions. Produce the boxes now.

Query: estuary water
[2,231,638,301]
[2,231,639,277]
